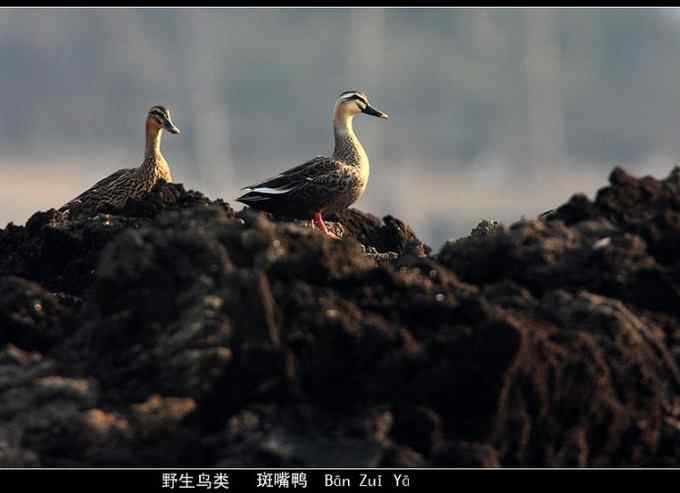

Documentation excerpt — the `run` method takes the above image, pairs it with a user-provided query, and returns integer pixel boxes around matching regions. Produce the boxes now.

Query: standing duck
[60,105,180,215]
[236,90,389,239]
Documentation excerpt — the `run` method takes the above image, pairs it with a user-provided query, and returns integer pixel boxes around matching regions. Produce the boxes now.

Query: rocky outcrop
[2,168,680,467]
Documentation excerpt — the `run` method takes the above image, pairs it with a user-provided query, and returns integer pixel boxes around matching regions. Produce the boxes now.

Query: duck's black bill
[165,121,181,134]
[363,104,389,119]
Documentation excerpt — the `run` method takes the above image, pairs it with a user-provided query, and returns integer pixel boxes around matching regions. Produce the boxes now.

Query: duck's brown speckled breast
[321,164,369,214]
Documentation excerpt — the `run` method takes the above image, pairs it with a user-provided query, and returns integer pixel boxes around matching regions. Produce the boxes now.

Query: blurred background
[2,8,680,248]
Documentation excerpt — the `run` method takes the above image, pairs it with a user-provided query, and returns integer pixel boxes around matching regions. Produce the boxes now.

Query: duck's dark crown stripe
[339,92,368,105]
[149,110,168,120]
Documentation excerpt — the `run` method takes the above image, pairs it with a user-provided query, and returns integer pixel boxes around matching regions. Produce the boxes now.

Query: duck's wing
[240,156,339,196]
[59,168,134,212]
[236,156,347,217]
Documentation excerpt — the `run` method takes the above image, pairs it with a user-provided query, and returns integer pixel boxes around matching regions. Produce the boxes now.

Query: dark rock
[0,276,77,352]
[0,344,98,466]
[390,405,444,457]
[251,207,433,256]
[380,445,429,467]
[209,405,387,467]
[2,166,680,467]
[0,182,237,296]
[433,441,500,467]
[114,182,235,219]
[333,210,432,256]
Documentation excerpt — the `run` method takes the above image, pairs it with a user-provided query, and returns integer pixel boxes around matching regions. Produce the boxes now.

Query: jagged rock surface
[2,169,680,467]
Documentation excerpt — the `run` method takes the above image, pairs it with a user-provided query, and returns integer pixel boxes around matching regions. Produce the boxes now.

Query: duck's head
[147,105,181,134]
[334,90,389,120]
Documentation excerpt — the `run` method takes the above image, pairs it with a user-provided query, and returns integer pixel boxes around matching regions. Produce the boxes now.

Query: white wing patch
[246,186,297,195]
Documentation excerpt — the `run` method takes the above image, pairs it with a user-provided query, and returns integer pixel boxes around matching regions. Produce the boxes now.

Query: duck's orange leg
[313,212,341,240]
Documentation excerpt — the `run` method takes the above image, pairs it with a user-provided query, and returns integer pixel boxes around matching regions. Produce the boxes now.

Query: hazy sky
[3,8,680,247]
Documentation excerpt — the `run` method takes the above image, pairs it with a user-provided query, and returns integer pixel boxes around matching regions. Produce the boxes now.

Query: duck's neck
[144,121,164,160]
[332,113,368,168]
[142,121,172,180]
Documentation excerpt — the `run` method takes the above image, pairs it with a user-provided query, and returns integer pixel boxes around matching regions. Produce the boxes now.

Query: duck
[236,90,389,240]
[59,105,180,215]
